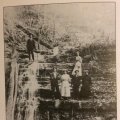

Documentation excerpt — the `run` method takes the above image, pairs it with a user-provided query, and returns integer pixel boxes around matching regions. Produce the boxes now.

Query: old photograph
[4,2,116,120]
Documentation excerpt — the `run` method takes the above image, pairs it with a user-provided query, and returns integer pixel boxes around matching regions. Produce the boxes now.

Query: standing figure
[72,70,82,99]
[53,46,59,56]
[27,35,36,61]
[72,51,82,76]
[80,70,92,98]
[50,68,61,99]
[61,70,71,99]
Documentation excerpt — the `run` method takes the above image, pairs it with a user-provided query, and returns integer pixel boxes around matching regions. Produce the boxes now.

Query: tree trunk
[6,47,19,120]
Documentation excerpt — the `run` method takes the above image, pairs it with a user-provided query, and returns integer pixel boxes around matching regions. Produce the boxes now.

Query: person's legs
[76,87,80,99]
[73,86,76,99]
[31,50,34,61]
[28,50,31,60]
[73,86,79,99]
[51,84,55,98]
[55,85,61,99]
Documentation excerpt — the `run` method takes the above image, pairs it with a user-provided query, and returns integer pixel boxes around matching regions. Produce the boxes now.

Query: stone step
[32,94,116,110]
[36,78,116,86]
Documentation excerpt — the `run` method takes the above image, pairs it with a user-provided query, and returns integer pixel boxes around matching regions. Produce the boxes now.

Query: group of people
[50,52,91,100]
[26,35,91,99]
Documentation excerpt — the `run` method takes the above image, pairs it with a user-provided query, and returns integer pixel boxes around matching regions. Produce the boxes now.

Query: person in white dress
[53,46,59,56]
[72,51,82,76]
[61,70,71,99]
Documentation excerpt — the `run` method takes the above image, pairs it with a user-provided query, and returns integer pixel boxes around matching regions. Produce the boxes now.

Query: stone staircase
[17,60,116,109]
[14,51,116,120]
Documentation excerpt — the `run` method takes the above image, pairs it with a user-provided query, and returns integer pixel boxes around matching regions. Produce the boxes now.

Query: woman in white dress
[61,70,71,99]
[72,51,82,76]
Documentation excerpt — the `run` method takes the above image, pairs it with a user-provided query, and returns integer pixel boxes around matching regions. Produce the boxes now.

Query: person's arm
[80,80,82,86]
[80,56,82,63]
[49,73,53,83]
[78,77,82,86]
[57,73,61,80]
[26,40,29,50]
[68,75,71,83]
[61,75,64,82]
[57,74,61,84]
[71,75,74,85]
[33,41,36,50]
[89,76,92,84]
[79,79,82,91]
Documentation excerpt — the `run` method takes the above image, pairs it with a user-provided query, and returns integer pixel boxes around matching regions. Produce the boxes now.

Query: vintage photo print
[4,2,116,120]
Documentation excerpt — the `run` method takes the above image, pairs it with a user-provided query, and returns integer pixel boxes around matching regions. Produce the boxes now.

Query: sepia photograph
[3,2,116,120]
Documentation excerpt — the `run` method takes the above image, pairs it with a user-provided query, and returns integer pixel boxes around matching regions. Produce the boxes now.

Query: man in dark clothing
[80,70,92,98]
[27,35,36,61]
[50,68,61,99]
[72,70,82,99]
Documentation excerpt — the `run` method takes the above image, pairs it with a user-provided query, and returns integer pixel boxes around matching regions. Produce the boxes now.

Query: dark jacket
[50,72,60,86]
[82,75,91,88]
[72,75,82,87]
[27,39,36,51]
[80,75,92,97]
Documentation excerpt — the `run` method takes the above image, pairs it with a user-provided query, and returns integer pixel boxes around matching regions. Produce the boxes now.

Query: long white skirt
[72,62,82,76]
[61,81,71,97]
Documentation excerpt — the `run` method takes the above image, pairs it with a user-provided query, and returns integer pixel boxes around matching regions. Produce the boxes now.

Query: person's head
[53,67,57,72]
[64,69,67,74]
[75,70,79,76]
[30,34,33,40]
[84,70,89,75]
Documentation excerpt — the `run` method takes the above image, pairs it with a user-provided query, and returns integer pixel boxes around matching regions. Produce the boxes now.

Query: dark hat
[75,69,79,73]
[29,34,33,37]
